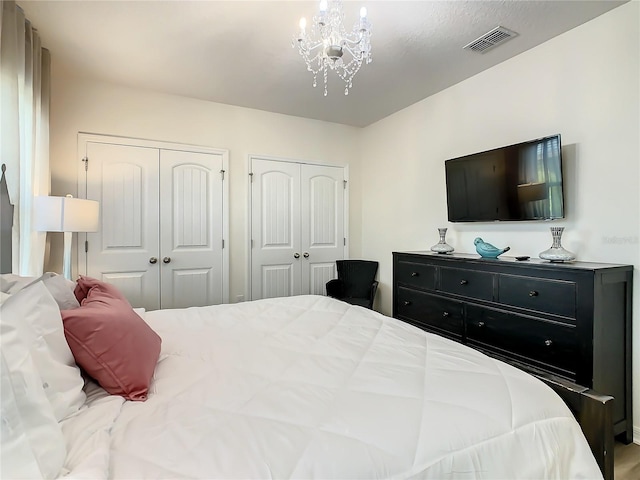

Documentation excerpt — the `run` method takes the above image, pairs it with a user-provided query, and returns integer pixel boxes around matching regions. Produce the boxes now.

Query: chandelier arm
[298,42,325,55]
[341,32,367,46]
[298,47,324,62]
[341,44,364,59]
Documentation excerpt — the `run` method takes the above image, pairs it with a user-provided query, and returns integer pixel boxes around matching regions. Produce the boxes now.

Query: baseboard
[633,426,640,445]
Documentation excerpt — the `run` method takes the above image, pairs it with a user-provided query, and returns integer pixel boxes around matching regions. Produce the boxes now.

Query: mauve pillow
[73,275,127,303]
[61,277,161,401]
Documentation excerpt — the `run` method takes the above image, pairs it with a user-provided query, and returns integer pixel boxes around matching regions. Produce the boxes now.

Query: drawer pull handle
[529,290,539,297]
[460,279,468,285]
[442,311,450,318]
[403,301,412,306]
[411,272,419,277]
[544,339,553,347]
[478,321,485,327]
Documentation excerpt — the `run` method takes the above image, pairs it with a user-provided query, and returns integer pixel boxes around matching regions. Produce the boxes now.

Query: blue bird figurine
[474,237,510,258]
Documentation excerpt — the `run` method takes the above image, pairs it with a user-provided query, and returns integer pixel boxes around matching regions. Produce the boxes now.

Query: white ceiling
[18,0,627,127]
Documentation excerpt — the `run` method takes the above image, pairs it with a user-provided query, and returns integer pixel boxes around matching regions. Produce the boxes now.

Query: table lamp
[34,195,99,280]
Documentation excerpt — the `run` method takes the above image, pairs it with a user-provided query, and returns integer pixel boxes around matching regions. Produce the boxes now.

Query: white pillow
[0,273,35,294]
[0,281,86,421]
[0,290,10,304]
[31,273,80,310]
[0,316,66,478]
[0,350,45,479]
[0,272,80,310]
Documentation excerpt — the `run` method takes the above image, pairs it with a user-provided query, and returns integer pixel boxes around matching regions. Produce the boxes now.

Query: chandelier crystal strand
[293,0,372,96]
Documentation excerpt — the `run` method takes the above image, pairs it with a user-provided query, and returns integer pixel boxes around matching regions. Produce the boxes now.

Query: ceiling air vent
[463,26,518,53]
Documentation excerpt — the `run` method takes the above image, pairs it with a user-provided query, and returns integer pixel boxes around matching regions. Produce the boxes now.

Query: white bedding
[60,295,602,479]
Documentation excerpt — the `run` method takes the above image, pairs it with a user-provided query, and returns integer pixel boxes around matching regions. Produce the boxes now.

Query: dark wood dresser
[392,251,633,447]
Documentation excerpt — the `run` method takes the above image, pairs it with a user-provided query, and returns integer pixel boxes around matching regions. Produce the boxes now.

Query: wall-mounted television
[445,134,564,222]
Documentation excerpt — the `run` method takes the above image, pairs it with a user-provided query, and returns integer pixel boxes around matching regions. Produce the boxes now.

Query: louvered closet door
[159,149,224,309]
[85,142,161,310]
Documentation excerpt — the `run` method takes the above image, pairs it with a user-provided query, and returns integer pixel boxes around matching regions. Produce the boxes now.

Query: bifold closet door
[250,157,345,300]
[85,142,161,310]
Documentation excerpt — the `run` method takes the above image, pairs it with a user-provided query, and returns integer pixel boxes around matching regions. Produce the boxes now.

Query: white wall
[360,2,639,441]
[47,71,362,302]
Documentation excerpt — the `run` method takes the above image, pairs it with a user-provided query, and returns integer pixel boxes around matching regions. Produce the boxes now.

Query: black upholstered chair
[326,260,379,309]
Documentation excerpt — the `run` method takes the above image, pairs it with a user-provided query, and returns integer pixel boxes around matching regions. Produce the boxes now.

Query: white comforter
[60,295,602,479]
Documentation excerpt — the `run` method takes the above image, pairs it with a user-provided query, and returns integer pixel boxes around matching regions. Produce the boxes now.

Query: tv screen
[445,134,564,222]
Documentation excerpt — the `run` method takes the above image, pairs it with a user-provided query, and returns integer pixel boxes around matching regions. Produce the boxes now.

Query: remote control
[515,256,530,261]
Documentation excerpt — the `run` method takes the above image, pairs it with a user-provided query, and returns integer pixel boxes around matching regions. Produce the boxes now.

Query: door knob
[163,256,171,264]
[294,253,300,259]
[303,252,309,258]
[149,257,158,264]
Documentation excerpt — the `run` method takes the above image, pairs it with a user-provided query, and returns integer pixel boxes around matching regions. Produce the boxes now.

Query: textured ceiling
[17,0,627,127]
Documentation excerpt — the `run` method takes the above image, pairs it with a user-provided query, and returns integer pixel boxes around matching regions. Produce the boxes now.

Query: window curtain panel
[0,0,51,276]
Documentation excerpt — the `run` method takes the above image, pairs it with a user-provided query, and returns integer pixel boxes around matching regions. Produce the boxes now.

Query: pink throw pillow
[61,277,161,401]
[73,275,128,303]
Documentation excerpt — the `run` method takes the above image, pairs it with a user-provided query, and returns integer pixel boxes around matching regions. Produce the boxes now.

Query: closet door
[250,158,302,299]
[250,157,346,300]
[300,164,345,295]
[81,134,229,310]
[84,142,161,310]
[159,150,224,309]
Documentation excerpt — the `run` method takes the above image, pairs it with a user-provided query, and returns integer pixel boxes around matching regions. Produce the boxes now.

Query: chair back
[336,260,379,298]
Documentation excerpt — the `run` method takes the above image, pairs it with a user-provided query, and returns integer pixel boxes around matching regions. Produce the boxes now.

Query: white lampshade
[34,195,99,280]
[34,195,99,233]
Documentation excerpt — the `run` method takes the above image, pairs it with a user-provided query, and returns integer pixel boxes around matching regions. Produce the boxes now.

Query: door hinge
[249,172,254,182]
[344,237,346,246]
[85,240,89,252]
[343,180,347,189]
[222,239,225,249]
[251,239,254,248]
[82,157,88,171]
[220,169,225,180]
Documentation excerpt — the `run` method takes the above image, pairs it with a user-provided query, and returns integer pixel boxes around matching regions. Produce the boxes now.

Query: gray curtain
[0,0,51,275]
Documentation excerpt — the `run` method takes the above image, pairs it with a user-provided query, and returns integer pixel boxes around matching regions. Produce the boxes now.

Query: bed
[1,272,602,480]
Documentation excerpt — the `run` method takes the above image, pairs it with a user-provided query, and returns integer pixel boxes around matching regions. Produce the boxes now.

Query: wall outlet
[236,295,244,303]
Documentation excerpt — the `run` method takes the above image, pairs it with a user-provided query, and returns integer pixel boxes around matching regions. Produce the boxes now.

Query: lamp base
[63,231,72,280]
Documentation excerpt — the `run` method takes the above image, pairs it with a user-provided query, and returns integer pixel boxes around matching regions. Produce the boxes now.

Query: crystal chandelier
[293,0,372,96]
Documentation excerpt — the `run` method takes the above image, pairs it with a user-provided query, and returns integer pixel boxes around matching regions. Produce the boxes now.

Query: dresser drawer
[498,275,576,319]
[396,287,463,339]
[395,260,436,290]
[440,267,493,301]
[466,305,578,379]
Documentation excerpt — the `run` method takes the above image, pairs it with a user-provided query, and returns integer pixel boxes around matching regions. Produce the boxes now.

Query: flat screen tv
[445,134,564,222]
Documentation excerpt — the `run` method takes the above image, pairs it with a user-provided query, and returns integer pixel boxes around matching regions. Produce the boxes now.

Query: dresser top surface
[394,251,633,271]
